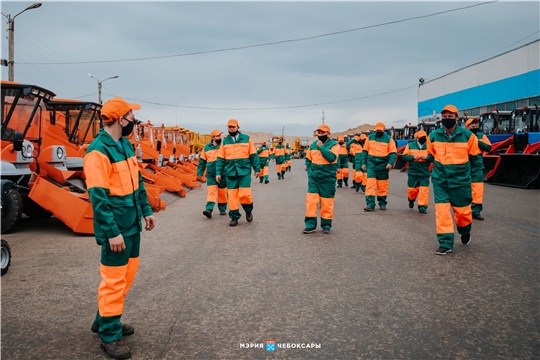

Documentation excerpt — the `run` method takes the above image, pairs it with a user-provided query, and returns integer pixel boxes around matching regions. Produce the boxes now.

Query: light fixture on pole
[88,74,119,104]
[1,2,42,81]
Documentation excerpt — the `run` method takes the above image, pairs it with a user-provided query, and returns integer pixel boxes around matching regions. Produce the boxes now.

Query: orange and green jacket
[274,144,286,164]
[257,145,271,167]
[305,139,340,180]
[84,129,153,241]
[471,131,492,171]
[216,132,260,177]
[360,133,397,171]
[197,141,220,178]
[338,143,349,169]
[426,126,480,188]
[402,141,432,178]
[285,145,292,161]
[350,141,365,171]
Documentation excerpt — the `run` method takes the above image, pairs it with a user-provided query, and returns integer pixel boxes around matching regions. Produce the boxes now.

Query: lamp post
[1,2,42,81]
[88,74,119,104]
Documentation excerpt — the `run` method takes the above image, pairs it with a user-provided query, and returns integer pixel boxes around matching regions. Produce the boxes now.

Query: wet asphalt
[1,159,539,360]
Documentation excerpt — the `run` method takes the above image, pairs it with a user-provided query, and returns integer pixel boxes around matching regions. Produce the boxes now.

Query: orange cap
[101,97,140,123]
[360,134,367,140]
[375,122,385,131]
[315,124,331,133]
[441,104,458,115]
[414,130,427,139]
[465,118,479,127]
[227,119,239,126]
[338,136,344,141]
[210,129,222,137]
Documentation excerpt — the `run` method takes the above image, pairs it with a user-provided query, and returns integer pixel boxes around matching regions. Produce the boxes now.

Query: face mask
[360,141,365,146]
[418,137,426,145]
[376,131,384,137]
[279,142,282,145]
[339,142,344,145]
[470,128,479,134]
[215,139,222,145]
[318,135,328,143]
[442,118,456,129]
[228,131,238,136]
[121,120,134,137]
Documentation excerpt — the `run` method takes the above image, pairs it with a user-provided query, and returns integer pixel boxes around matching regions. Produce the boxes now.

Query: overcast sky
[2,1,538,135]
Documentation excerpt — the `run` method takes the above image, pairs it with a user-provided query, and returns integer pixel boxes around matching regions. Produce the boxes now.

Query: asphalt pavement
[2,159,539,359]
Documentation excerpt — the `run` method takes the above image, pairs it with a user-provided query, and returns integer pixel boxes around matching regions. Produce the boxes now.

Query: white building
[418,39,540,123]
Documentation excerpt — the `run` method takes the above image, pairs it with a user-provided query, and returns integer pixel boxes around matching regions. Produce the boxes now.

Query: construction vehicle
[1,238,11,276]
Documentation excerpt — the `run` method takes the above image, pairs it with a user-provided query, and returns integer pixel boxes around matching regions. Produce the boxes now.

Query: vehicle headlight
[56,147,64,160]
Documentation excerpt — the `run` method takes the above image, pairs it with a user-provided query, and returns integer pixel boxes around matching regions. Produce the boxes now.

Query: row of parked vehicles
[1,80,211,275]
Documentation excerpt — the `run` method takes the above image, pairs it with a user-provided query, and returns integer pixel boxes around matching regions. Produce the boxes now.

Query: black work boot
[203,210,212,218]
[246,213,253,222]
[229,218,238,226]
[344,179,348,187]
[281,171,285,179]
[100,338,131,359]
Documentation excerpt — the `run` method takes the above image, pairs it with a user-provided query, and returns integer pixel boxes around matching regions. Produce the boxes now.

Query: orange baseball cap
[360,134,367,140]
[101,97,140,123]
[210,129,222,137]
[315,124,331,133]
[375,122,385,131]
[465,118,479,127]
[338,136,344,141]
[441,104,459,114]
[227,119,239,126]
[414,130,427,139]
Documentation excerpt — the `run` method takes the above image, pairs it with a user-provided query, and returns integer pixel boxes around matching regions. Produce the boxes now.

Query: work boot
[229,218,238,227]
[302,228,316,234]
[344,179,348,187]
[246,213,253,222]
[100,338,131,359]
[265,180,269,184]
[259,178,264,183]
[92,323,135,337]
[472,214,484,221]
[277,174,281,180]
[379,205,386,210]
[409,199,415,209]
[461,233,471,245]
[364,207,375,212]
[219,211,227,215]
[337,184,342,188]
[203,210,212,218]
[419,210,427,214]
[355,186,360,193]
[281,171,285,179]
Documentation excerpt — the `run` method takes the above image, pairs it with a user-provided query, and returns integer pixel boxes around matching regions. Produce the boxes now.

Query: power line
[20,1,497,65]
[482,30,539,59]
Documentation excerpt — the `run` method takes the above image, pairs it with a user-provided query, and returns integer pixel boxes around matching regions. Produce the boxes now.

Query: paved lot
[2,159,539,359]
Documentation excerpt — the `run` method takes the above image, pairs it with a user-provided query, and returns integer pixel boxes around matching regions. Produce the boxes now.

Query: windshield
[1,87,43,142]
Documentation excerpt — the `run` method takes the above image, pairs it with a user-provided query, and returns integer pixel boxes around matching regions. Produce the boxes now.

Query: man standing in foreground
[84,97,156,359]
[216,119,260,226]
[197,130,228,218]
[466,117,491,221]
[304,124,340,234]
[427,105,480,255]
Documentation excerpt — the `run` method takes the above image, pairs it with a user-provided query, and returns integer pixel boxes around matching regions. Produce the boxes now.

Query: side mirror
[12,131,23,151]
[156,140,162,152]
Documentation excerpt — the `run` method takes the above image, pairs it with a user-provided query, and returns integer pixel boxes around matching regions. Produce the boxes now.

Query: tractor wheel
[1,239,12,276]
[1,188,23,234]
[23,197,52,219]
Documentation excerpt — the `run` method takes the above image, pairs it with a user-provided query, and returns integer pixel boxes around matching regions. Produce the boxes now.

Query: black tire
[23,197,52,219]
[1,239,11,276]
[1,188,23,234]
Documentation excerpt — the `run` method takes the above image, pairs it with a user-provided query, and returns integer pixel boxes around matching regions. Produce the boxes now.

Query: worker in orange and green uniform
[197,129,228,218]
[357,134,368,193]
[360,123,397,211]
[216,119,260,227]
[274,139,287,179]
[350,134,366,193]
[285,142,292,171]
[303,124,340,234]
[466,117,491,221]
[336,136,350,188]
[427,104,481,255]
[84,97,156,360]
[257,141,271,184]
[402,130,432,214]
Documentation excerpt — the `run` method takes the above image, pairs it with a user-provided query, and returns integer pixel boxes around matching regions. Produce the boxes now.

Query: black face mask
[339,142,344,145]
[279,142,282,145]
[318,135,328,143]
[376,131,384,137]
[215,139,222,145]
[360,141,365,146]
[418,137,427,145]
[121,120,134,137]
[442,118,456,129]
[470,128,479,134]
[228,131,238,136]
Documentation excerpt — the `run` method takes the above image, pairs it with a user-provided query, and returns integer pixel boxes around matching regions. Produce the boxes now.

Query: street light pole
[2,2,42,81]
[88,74,119,104]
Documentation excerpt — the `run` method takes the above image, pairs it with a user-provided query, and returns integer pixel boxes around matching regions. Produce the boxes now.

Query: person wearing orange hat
[466,117,491,220]
[303,124,340,234]
[360,123,397,211]
[197,130,228,218]
[348,135,361,191]
[84,97,156,359]
[257,140,271,184]
[427,105,481,255]
[216,119,260,226]
[352,134,368,193]
[402,130,432,213]
[336,136,350,188]
[285,142,292,171]
[274,138,287,179]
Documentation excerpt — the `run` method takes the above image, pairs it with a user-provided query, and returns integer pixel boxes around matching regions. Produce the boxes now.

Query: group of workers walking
[83,96,490,359]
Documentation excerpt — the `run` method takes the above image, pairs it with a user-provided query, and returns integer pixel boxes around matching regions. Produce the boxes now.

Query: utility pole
[322,110,325,124]
[88,74,119,104]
